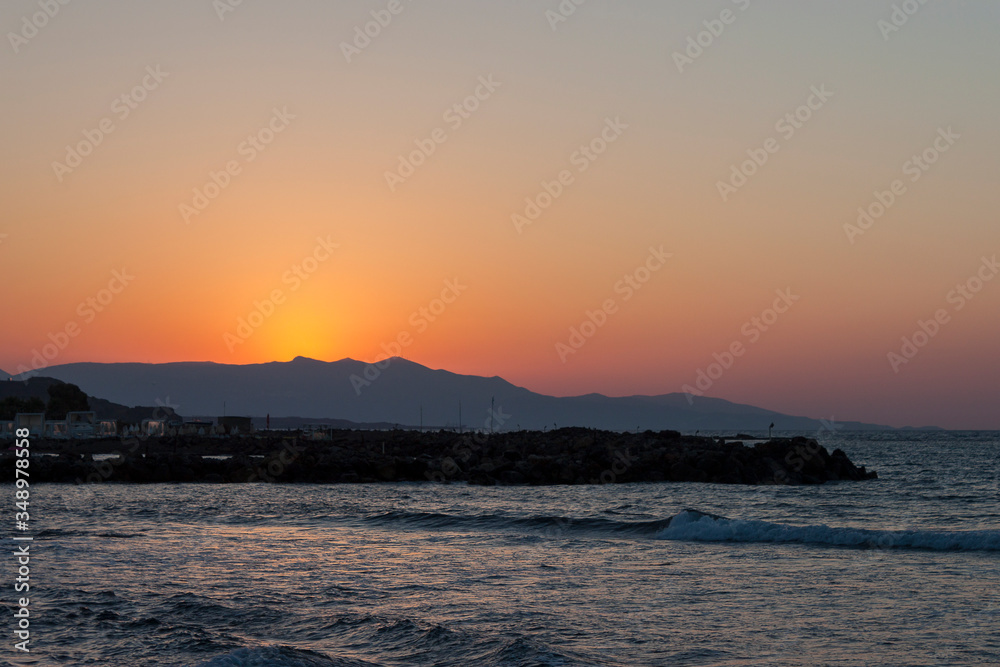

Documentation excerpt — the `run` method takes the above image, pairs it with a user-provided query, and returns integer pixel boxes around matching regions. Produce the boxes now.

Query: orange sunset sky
[2,1,998,428]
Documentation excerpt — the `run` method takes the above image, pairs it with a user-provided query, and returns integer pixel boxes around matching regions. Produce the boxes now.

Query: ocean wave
[364,509,1000,551]
[196,631,580,667]
[197,645,376,667]
[656,509,1000,552]
[34,528,143,539]
[364,509,672,536]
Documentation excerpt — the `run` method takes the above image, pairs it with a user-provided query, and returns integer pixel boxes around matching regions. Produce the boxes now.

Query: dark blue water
[5,431,999,666]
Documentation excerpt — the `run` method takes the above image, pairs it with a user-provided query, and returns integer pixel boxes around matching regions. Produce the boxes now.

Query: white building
[14,413,44,437]
[67,411,97,438]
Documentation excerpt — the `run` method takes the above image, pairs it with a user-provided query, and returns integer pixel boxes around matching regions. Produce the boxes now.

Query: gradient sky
[2,0,998,428]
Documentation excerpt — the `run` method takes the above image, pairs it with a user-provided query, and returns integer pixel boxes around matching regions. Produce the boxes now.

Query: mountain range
[4,357,906,432]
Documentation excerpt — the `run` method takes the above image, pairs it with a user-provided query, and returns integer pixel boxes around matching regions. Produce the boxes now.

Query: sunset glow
[3,0,999,428]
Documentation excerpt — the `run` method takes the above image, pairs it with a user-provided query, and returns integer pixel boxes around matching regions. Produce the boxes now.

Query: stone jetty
[10,427,877,485]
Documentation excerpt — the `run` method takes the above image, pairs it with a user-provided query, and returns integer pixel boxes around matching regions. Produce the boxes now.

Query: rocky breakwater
[12,428,876,485]
[444,429,876,486]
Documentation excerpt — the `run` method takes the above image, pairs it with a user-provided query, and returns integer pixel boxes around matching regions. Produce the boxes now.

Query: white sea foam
[657,509,1000,551]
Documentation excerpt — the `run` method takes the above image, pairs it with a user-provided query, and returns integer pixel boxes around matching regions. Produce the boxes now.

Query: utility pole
[490,396,495,434]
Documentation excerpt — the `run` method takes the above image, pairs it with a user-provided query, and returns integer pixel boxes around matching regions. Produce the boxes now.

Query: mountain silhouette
[19,356,896,432]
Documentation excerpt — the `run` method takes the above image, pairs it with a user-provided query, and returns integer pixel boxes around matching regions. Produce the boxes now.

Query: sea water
[6,431,998,666]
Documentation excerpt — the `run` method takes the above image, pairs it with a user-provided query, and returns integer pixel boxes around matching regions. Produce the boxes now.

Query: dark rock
[468,470,497,486]
[499,470,527,485]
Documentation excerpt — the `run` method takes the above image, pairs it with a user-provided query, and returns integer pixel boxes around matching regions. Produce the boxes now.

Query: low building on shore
[142,419,167,437]
[4,412,117,441]
[182,419,215,436]
[96,420,118,437]
[67,411,97,438]
[218,416,253,435]
[44,420,69,439]
[14,413,45,437]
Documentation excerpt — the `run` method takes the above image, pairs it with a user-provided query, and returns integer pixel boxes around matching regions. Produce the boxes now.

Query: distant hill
[0,376,179,423]
[22,357,900,432]
[0,369,10,381]
[0,377,55,406]
[191,415,403,431]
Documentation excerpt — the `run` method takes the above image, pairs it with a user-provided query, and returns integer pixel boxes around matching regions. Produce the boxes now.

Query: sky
[2,0,998,429]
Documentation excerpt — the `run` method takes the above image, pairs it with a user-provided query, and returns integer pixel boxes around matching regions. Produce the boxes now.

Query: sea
[5,430,999,666]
